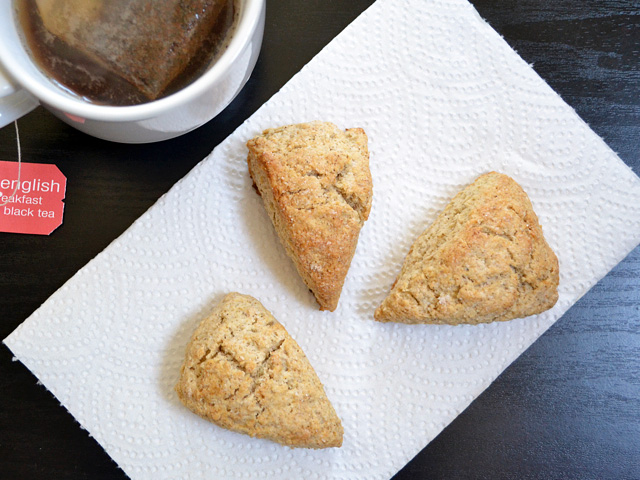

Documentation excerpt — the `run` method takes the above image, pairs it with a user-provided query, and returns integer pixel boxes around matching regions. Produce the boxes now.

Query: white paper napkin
[6,0,640,478]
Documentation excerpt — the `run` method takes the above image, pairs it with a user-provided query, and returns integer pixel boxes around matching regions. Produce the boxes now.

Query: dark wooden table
[1,1,638,479]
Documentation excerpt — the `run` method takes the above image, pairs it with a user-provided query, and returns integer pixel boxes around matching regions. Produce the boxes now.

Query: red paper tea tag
[0,161,67,235]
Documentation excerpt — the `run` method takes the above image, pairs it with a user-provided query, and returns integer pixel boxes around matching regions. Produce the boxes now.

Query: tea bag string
[0,121,22,207]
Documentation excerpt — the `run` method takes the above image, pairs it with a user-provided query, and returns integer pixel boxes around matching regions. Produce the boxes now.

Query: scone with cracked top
[247,121,373,311]
[375,172,559,325]
[175,292,343,448]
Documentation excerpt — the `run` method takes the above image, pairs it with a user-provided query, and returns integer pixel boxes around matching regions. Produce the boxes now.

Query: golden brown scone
[247,121,373,311]
[175,292,343,448]
[375,172,559,325]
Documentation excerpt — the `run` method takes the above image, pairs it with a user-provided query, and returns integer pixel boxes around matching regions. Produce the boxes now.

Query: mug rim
[0,0,263,122]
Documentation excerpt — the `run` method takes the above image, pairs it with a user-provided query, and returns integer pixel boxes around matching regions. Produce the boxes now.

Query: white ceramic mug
[0,0,265,144]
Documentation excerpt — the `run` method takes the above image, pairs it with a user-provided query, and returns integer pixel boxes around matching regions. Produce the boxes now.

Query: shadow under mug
[0,0,265,144]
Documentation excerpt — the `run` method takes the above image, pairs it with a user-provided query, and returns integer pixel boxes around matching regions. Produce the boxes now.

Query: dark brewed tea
[16,0,236,106]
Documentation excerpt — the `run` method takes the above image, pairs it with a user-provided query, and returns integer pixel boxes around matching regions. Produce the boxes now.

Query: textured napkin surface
[5,0,640,478]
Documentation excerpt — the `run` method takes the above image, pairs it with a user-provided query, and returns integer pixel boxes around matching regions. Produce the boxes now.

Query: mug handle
[0,63,39,129]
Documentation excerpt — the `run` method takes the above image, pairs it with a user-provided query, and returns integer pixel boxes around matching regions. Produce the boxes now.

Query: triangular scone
[175,292,343,448]
[375,172,559,325]
[247,121,373,311]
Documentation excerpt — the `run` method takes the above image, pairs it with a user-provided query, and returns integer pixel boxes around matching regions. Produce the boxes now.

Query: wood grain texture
[0,0,638,479]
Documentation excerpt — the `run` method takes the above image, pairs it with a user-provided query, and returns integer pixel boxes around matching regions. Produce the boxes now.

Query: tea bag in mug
[35,0,233,100]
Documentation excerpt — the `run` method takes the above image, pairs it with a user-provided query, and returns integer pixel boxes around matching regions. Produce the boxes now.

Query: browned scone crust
[375,172,559,325]
[175,292,343,448]
[247,121,373,311]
